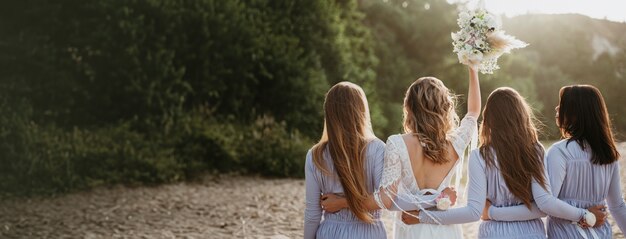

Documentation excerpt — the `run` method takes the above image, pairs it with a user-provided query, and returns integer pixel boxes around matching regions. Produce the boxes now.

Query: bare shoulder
[399,133,417,144]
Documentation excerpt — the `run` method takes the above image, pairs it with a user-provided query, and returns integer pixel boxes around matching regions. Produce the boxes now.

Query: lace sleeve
[448,115,478,193]
[373,137,402,209]
[451,115,478,158]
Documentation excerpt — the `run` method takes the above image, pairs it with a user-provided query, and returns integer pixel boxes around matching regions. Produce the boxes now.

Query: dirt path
[0,176,305,239]
[1,143,625,238]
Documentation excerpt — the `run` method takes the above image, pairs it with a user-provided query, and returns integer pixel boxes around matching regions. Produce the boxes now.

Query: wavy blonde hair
[403,77,459,164]
[311,82,376,223]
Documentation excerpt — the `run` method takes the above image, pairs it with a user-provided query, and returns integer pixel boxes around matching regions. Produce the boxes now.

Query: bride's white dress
[377,116,477,239]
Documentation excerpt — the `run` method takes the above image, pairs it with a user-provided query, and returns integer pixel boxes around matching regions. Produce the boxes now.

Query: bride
[322,66,480,238]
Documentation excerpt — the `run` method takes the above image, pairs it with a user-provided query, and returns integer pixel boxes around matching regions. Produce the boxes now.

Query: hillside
[502,14,626,137]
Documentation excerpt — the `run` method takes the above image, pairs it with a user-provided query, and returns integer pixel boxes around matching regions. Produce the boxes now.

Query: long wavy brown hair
[558,85,620,165]
[403,77,459,164]
[479,87,547,209]
[311,82,376,223]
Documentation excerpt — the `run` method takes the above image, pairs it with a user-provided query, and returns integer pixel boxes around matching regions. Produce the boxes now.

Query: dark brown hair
[558,85,620,165]
[403,77,459,164]
[479,87,547,209]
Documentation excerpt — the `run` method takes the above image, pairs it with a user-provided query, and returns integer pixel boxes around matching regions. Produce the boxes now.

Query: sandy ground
[1,143,625,239]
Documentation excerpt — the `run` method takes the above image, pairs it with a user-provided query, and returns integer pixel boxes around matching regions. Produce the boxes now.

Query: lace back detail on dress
[374,116,478,226]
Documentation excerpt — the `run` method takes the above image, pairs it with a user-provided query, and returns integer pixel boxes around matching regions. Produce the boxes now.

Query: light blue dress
[543,140,626,238]
[303,139,387,239]
[419,148,587,239]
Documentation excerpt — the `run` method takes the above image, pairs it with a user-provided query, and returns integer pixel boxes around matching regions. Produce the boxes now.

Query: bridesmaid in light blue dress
[405,87,604,239]
[485,85,626,239]
[317,66,481,239]
[303,140,386,239]
[303,82,387,239]
[543,85,626,238]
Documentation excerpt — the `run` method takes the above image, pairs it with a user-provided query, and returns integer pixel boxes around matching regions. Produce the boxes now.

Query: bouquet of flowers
[452,6,528,74]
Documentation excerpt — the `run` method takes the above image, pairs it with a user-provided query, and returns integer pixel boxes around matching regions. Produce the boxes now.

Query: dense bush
[0,101,181,194]
[0,0,384,137]
[0,104,311,196]
[239,116,312,178]
[0,0,369,195]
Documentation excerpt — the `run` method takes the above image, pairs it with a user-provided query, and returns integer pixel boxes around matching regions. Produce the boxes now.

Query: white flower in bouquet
[458,11,472,26]
[486,17,499,30]
[469,50,483,62]
[451,5,528,74]
[475,39,485,49]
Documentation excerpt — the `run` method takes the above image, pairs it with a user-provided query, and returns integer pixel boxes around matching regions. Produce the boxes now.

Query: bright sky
[451,0,626,23]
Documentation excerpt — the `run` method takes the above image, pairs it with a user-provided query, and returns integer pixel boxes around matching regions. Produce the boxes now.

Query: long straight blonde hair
[311,82,376,223]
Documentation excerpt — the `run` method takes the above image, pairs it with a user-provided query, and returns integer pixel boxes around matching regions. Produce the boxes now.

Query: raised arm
[466,66,481,118]
[304,152,322,239]
[418,150,487,225]
[607,163,626,233]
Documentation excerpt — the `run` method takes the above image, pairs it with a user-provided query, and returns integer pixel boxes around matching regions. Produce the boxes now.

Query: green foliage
[360,0,465,137]
[2,0,626,196]
[0,103,310,195]
[504,14,626,138]
[360,3,626,140]
[239,116,312,178]
[0,98,182,195]
[0,0,340,136]
[0,0,374,195]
